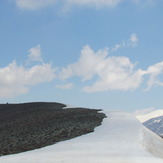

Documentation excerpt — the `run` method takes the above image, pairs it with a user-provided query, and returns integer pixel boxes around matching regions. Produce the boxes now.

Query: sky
[0,0,163,112]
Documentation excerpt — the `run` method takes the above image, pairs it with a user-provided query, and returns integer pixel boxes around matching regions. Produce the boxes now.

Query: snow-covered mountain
[136,110,163,123]
[136,110,163,137]
[1,111,163,163]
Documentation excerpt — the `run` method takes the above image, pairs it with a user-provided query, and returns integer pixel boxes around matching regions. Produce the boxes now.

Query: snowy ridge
[136,110,163,123]
[142,116,163,137]
[1,111,163,163]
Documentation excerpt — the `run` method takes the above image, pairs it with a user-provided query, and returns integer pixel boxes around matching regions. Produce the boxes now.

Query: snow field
[1,111,163,163]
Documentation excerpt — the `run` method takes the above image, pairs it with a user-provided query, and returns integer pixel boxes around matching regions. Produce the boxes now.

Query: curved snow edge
[141,125,163,158]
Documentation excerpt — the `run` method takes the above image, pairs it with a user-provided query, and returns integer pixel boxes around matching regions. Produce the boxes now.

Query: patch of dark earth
[0,102,106,156]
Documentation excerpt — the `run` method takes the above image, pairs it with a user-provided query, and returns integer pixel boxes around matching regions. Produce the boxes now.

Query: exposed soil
[0,102,106,156]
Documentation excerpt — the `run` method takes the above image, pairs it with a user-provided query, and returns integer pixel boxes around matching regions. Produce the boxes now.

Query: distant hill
[136,110,163,138]
[0,102,106,156]
[143,116,163,138]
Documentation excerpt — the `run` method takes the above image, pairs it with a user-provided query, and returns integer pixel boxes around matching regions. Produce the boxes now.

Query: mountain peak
[136,110,163,123]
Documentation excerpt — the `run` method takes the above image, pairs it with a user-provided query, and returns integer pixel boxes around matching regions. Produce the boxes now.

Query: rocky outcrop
[0,102,106,156]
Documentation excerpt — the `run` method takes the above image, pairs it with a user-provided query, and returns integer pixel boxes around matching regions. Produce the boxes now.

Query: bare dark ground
[0,102,106,156]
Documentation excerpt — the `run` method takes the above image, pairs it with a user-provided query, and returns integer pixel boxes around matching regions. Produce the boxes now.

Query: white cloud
[111,33,138,52]
[56,83,74,90]
[60,45,108,81]
[58,33,141,92]
[133,0,156,5]
[15,0,56,9]
[2,38,162,97]
[83,65,144,92]
[27,44,43,63]
[66,0,122,8]
[14,0,155,10]
[0,46,56,98]
[145,61,163,90]
[15,0,122,9]
[60,44,146,92]
[129,33,138,47]
[59,41,163,92]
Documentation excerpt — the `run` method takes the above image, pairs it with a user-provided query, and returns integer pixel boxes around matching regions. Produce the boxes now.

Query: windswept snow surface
[1,111,163,163]
[136,110,163,123]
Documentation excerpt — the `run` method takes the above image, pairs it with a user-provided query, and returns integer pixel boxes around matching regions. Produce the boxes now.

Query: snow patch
[154,119,161,123]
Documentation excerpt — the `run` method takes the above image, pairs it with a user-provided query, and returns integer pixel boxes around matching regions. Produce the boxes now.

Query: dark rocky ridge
[0,102,106,156]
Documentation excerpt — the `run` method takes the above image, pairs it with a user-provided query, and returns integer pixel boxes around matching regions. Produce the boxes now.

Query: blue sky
[0,0,163,112]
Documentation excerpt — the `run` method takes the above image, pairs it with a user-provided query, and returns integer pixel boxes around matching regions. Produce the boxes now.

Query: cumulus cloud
[56,83,74,90]
[58,32,163,92]
[14,0,155,10]
[0,46,56,98]
[145,61,163,90]
[111,33,138,52]
[26,44,43,64]
[1,39,163,98]
[60,45,108,81]
[60,45,145,92]
[82,63,144,92]
[59,42,163,92]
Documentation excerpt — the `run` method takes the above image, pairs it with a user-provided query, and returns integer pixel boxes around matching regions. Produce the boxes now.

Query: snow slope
[1,111,163,163]
[136,110,163,123]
